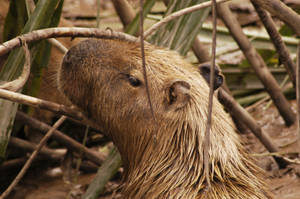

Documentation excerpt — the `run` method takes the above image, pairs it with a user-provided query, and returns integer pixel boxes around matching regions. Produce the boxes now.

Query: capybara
[58,38,273,199]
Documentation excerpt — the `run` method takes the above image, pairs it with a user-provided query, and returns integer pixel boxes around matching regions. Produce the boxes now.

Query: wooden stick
[9,137,65,159]
[251,0,296,87]
[251,0,300,36]
[218,89,288,168]
[0,88,83,120]
[0,41,31,91]
[0,27,137,56]
[16,111,105,166]
[111,0,135,27]
[217,2,296,126]
[0,116,66,199]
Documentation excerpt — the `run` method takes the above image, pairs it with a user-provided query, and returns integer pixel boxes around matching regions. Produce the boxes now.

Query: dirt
[242,100,300,199]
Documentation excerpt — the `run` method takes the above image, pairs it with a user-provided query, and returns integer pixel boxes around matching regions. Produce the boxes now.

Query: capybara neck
[58,39,273,199]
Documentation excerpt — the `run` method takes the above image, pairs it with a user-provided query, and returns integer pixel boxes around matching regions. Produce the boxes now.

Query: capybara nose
[61,42,87,72]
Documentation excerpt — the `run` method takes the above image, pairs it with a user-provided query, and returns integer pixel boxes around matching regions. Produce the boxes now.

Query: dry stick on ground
[217,2,296,127]
[0,40,30,91]
[251,0,300,36]
[0,157,28,172]
[9,137,65,159]
[251,0,297,87]
[16,111,105,166]
[142,0,230,39]
[0,116,66,199]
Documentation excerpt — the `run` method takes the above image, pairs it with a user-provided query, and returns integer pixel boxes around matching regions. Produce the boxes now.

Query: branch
[16,111,105,166]
[218,89,289,168]
[217,2,296,126]
[0,40,31,91]
[251,0,296,87]
[0,27,137,56]
[251,0,300,36]
[9,137,65,159]
[0,88,83,120]
[112,0,135,27]
[0,116,66,199]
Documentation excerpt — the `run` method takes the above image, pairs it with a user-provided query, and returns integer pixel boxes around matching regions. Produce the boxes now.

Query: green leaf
[0,0,63,160]
[82,147,122,199]
[150,0,210,55]
[125,0,156,35]
[3,0,28,42]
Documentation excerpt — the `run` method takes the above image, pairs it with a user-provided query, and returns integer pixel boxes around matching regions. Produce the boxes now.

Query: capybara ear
[198,62,224,90]
[166,80,191,110]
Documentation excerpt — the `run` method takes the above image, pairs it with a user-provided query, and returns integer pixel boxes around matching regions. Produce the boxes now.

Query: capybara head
[58,39,272,199]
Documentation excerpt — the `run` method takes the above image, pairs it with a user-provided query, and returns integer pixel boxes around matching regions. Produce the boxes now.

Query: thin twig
[0,27,137,56]
[252,152,300,165]
[48,38,68,54]
[297,42,300,145]
[0,116,67,199]
[139,0,156,126]
[0,40,31,91]
[203,0,218,190]
[16,111,105,166]
[143,0,230,39]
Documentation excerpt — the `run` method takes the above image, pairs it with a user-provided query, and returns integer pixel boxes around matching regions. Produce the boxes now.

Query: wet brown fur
[58,39,273,199]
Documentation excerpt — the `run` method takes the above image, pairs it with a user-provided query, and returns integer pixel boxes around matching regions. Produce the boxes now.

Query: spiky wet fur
[58,39,273,199]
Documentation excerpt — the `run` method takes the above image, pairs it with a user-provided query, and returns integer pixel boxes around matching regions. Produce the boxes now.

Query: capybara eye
[127,75,141,87]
